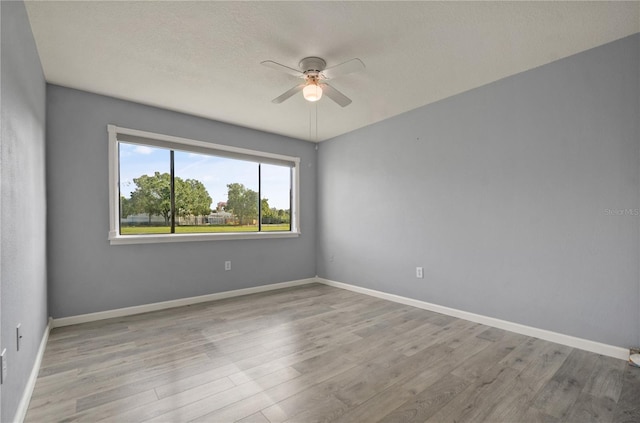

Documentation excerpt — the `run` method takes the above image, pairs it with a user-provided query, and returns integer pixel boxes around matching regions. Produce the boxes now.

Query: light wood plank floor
[26,284,640,422]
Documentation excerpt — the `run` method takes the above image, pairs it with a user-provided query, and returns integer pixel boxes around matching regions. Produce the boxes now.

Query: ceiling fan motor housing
[299,57,327,73]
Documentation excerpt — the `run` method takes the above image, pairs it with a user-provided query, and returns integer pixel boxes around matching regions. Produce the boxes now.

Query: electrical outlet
[225,261,231,271]
[416,267,424,279]
[1,349,6,384]
[16,324,22,351]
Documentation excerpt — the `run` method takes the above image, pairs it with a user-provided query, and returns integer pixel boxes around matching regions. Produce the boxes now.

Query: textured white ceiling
[25,1,639,142]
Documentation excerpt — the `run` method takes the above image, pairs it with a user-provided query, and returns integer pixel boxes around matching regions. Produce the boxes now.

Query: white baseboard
[18,275,630,423]
[316,277,629,361]
[52,278,315,328]
[14,318,52,423]
[49,275,631,360]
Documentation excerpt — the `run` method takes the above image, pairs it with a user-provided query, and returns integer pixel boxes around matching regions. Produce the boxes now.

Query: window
[108,125,300,244]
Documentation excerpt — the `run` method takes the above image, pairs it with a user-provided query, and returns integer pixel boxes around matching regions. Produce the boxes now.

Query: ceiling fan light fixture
[303,83,323,102]
[264,56,363,107]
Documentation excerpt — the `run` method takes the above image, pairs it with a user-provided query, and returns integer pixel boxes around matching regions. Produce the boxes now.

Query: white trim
[107,124,119,241]
[109,231,300,245]
[110,124,300,166]
[19,277,631,423]
[14,318,52,423]
[52,279,315,328]
[292,161,300,233]
[316,277,629,361]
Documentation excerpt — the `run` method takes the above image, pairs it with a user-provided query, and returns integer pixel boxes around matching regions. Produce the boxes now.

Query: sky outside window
[119,143,291,210]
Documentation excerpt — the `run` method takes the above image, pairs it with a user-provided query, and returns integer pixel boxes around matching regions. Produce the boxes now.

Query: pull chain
[309,102,319,142]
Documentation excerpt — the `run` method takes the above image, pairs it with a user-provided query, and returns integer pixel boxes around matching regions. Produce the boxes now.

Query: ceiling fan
[261,56,365,107]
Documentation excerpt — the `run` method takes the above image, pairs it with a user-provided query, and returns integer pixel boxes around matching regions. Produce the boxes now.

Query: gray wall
[0,1,48,421]
[46,85,317,318]
[318,34,640,348]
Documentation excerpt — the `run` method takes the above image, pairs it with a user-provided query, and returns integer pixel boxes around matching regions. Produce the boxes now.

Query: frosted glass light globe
[303,84,323,102]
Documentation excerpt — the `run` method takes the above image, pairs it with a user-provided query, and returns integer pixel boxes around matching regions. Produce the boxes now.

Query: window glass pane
[110,126,300,242]
[174,150,259,233]
[260,164,291,232]
[119,143,171,235]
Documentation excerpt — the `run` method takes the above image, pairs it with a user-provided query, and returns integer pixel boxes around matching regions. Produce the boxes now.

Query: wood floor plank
[582,354,626,402]
[31,354,232,410]
[477,341,572,422]
[98,374,236,422]
[187,368,304,422]
[24,398,76,423]
[563,392,617,423]
[450,331,527,381]
[476,326,507,342]
[329,386,416,423]
[378,373,470,423]
[521,408,562,423]
[263,394,349,423]
[497,336,544,370]
[24,284,640,423]
[283,320,497,422]
[337,342,457,406]
[108,370,273,422]
[236,411,271,423]
[394,319,480,357]
[382,332,530,423]
[400,332,494,395]
[612,365,640,423]
[62,390,158,423]
[529,348,599,420]
[154,372,236,399]
[75,353,214,412]
[424,365,522,423]
[330,327,496,423]
[147,352,357,422]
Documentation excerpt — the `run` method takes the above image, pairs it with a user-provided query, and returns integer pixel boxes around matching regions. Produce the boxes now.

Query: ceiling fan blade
[321,58,365,79]
[261,60,303,77]
[320,83,352,107]
[272,83,305,104]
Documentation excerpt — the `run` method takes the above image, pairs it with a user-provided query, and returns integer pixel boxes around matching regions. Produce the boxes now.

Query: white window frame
[108,124,301,245]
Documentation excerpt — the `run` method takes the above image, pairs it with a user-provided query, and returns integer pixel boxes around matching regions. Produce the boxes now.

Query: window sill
[109,231,300,245]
